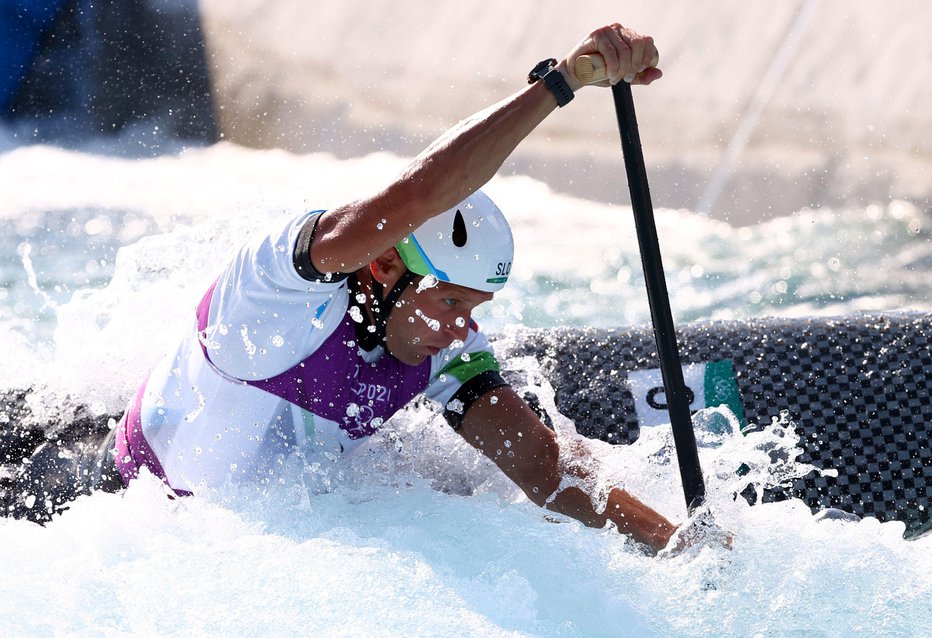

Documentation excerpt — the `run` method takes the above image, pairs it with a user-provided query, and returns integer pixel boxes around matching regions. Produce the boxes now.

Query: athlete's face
[385,277,494,366]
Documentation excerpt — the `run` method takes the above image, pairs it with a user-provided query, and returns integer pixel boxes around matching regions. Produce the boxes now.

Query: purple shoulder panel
[196,278,430,439]
[248,314,431,438]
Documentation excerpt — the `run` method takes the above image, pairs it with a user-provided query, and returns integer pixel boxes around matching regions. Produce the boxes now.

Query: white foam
[1,142,930,636]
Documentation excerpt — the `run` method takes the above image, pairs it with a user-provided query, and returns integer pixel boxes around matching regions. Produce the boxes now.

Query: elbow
[523,434,562,507]
[392,155,476,223]
[382,173,442,231]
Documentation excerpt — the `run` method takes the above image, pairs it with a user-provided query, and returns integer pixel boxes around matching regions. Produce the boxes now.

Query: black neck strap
[349,269,419,352]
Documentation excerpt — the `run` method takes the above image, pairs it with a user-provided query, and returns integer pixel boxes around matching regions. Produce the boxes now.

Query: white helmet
[395,190,514,293]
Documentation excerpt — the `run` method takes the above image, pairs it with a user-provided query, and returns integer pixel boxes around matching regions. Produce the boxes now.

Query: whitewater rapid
[0,142,930,637]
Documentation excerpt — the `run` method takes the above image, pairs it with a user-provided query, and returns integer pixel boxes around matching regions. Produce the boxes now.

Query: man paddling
[18,23,685,554]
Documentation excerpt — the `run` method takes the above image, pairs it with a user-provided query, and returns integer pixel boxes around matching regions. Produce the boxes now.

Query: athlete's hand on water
[561,23,661,90]
[660,508,734,558]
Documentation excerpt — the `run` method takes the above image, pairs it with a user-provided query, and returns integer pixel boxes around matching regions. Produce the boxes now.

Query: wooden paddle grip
[574,53,659,84]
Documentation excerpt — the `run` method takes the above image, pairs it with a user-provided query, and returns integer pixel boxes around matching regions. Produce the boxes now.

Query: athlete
[11,23,685,554]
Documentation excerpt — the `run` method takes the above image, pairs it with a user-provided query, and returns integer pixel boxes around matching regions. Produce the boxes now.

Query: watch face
[529,58,556,82]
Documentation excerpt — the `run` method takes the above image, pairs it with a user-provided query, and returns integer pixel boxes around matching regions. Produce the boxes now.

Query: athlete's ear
[370,248,405,287]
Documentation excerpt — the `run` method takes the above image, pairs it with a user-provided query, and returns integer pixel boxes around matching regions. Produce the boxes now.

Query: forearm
[460,387,676,554]
[397,80,557,216]
[311,23,660,274]
[314,81,558,274]
[546,486,676,554]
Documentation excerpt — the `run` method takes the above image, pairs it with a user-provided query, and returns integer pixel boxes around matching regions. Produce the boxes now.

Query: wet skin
[385,278,494,366]
[357,248,494,366]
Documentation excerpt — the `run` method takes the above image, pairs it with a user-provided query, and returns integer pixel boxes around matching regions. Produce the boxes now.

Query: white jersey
[115,211,505,494]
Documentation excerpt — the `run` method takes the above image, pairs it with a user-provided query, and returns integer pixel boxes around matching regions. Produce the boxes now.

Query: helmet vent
[452,209,468,247]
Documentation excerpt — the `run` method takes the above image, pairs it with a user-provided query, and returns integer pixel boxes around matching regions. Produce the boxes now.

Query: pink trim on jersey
[195,277,219,359]
[114,379,192,496]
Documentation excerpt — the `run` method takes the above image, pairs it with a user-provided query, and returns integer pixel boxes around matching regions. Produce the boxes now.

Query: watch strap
[528,58,574,107]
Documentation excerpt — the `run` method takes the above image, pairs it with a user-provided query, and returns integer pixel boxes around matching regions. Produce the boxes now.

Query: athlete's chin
[395,345,439,366]
[393,348,429,366]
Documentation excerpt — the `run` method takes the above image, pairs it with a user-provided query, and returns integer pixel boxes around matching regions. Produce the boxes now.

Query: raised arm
[457,386,677,554]
[310,23,660,275]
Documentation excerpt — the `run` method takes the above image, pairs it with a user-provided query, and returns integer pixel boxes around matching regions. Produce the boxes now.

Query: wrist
[528,58,575,107]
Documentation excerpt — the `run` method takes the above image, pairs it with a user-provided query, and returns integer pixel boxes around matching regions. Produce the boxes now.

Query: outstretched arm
[311,23,660,275]
[457,385,677,555]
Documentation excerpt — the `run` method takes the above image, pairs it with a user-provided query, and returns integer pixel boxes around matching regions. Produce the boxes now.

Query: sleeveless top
[114,211,505,494]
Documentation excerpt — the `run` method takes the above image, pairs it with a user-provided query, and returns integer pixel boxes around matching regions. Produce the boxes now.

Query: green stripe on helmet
[396,235,450,281]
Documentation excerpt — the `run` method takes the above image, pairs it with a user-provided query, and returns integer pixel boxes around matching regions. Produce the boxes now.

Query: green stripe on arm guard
[438,351,501,383]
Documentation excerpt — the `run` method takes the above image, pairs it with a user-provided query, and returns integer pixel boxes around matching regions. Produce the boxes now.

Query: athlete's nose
[444,314,470,344]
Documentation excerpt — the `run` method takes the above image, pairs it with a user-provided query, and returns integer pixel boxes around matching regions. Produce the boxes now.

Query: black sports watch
[528,58,574,107]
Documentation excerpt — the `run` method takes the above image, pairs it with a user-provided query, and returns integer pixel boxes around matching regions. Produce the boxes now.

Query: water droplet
[417,275,439,292]
[490,396,498,405]
[240,324,257,357]
[271,335,285,347]
[455,317,466,328]
[415,309,440,331]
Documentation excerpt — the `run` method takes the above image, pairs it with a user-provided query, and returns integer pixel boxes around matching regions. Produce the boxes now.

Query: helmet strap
[358,268,419,352]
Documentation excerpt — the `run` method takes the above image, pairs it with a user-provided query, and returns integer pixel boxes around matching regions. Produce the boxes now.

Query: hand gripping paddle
[576,54,706,513]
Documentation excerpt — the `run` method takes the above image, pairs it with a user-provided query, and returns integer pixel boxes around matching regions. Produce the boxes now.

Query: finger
[631,66,662,86]
[601,27,636,85]
[590,23,628,84]
[597,37,622,85]
[645,36,659,68]
[609,24,643,84]
[627,32,646,75]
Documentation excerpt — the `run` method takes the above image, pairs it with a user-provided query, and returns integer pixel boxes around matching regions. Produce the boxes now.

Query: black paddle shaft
[612,81,706,512]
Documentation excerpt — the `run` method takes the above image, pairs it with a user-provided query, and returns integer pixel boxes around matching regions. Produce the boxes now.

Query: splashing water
[0,143,929,636]
[416,274,439,293]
